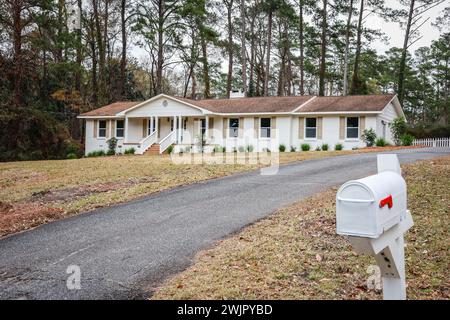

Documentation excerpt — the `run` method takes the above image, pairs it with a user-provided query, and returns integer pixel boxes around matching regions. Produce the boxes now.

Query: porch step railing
[159,131,176,154]
[412,137,450,148]
[136,131,157,155]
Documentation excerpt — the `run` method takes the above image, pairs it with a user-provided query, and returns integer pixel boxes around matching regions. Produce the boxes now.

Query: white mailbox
[336,154,414,300]
[336,171,407,238]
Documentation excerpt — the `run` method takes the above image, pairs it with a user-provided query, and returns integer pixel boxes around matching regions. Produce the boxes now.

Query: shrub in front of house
[167,145,174,154]
[67,152,77,159]
[401,134,414,146]
[335,143,343,151]
[279,144,286,152]
[245,144,254,152]
[124,147,135,155]
[390,117,407,146]
[301,143,310,151]
[321,143,329,151]
[375,138,387,147]
[213,146,226,153]
[290,146,297,152]
[361,128,377,147]
[65,139,83,158]
[86,150,106,157]
[315,146,321,151]
[106,137,118,155]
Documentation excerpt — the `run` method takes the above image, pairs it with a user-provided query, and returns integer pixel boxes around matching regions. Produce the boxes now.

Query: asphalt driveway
[0,148,449,299]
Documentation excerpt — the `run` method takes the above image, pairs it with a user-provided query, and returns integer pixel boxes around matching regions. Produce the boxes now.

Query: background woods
[0,0,448,160]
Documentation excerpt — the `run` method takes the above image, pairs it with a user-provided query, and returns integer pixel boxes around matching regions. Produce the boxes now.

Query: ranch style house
[78,93,404,155]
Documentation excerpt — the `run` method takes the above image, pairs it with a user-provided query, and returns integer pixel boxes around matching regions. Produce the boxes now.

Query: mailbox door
[336,183,381,238]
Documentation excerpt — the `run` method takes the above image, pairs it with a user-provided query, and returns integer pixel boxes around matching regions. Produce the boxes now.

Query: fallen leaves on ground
[0,146,424,238]
[151,156,449,300]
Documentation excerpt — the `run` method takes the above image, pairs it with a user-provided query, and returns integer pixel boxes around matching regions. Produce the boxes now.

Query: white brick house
[78,94,404,155]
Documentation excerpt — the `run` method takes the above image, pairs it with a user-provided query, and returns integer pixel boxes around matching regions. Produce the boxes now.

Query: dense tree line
[0,0,448,160]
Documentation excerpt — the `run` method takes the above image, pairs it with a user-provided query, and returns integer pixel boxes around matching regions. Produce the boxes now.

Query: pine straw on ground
[151,156,450,300]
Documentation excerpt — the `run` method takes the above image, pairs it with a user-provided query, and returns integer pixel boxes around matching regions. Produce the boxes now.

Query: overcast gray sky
[132,0,448,70]
[364,0,447,54]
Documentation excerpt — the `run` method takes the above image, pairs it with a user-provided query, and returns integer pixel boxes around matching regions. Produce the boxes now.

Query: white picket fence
[412,137,450,148]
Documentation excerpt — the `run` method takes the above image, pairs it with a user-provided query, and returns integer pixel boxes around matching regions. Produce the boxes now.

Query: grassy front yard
[0,146,419,238]
[151,156,450,300]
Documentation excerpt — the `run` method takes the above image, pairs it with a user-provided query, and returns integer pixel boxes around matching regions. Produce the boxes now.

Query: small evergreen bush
[301,143,310,151]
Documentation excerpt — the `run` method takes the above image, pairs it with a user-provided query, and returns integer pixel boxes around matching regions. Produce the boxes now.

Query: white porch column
[124,117,129,143]
[150,116,154,134]
[205,116,209,142]
[173,115,177,143]
[178,115,183,143]
[155,116,159,141]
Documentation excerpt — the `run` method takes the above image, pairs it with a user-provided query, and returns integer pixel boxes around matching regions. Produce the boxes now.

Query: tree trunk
[12,2,23,107]
[240,0,247,96]
[398,0,415,104]
[318,0,327,96]
[156,0,164,95]
[264,10,273,96]
[201,36,211,98]
[226,0,234,98]
[75,0,82,93]
[299,0,305,95]
[249,8,256,97]
[343,0,354,96]
[92,0,107,105]
[191,73,197,99]
[350,0,364,95]
[119,0,126,99]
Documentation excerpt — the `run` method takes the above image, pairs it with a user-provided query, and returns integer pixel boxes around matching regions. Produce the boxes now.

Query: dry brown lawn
[151,156,450,300]
[0,146,420,238]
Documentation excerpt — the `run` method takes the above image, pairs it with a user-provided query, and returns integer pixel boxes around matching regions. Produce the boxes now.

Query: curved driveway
[0,148,449,299]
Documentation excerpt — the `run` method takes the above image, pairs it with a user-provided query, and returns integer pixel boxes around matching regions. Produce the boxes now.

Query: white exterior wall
[291,115,378,151]
[83,95,402,154]
[218,116,285,152]
[85,119,127,155]
[376,102,400,144]
[127,118,143,142]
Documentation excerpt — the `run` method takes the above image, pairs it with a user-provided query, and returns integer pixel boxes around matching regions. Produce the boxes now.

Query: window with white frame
[229,118,239,137]
[116,120,124,138]
[346,117,359,139]
[98,120,107,138]
[260,118,271,138]
[305,118,317,139]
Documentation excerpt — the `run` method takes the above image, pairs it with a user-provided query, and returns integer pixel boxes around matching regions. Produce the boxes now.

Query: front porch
[123,115,215,155]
